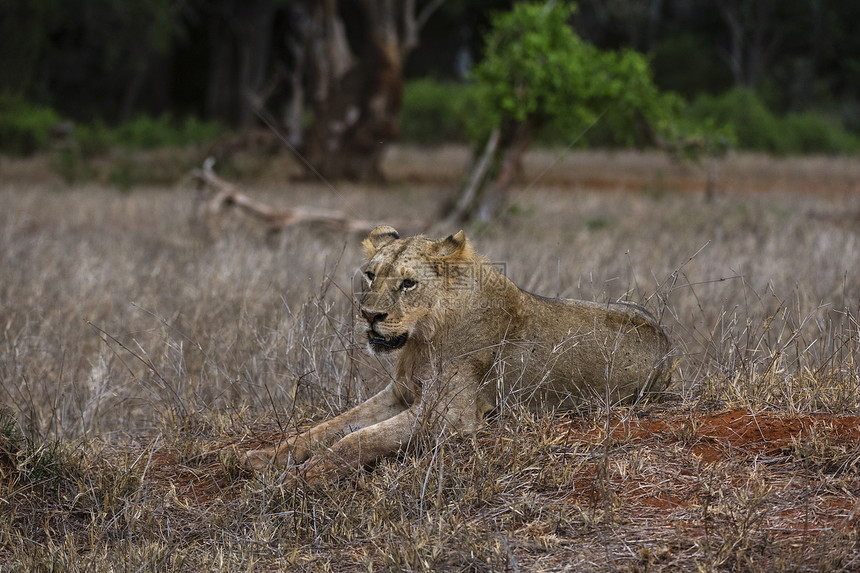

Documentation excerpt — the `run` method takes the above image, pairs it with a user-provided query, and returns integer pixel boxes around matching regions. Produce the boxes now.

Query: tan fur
[243,227,671,483]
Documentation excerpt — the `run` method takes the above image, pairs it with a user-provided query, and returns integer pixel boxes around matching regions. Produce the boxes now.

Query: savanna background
[2,1,860,571]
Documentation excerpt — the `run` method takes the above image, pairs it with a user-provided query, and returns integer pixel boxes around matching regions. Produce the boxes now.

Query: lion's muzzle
[361,309,387,324]
[367,330,408,352]
[361,308,408,352]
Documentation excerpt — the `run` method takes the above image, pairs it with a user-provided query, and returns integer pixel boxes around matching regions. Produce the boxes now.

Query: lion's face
[357,226,475,354]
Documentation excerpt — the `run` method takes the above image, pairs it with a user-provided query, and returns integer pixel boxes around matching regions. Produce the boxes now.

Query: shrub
[686,89,781,152]
[74,120,113,156]
[0,96,223,157]
[110,113,222,150]
[0,408,69,488]
[0,94,62,156]
[471,2,681,150]
[781,112,860,154]
[685,88,860,154]
[400,74,682,149]
[400,79,485,144]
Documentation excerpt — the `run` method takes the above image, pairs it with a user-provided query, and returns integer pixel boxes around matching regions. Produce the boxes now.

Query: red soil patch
[545,409,860,543]
[146,451,239,505]
[692,410,860,462]
[556,409,860,464]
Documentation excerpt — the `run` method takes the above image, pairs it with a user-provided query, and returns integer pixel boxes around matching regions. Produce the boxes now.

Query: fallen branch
[191,158,422,237]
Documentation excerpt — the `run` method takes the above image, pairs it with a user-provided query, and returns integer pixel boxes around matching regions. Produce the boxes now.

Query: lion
[243,226,671,483]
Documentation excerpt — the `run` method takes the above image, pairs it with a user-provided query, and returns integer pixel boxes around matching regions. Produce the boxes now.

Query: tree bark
[442,127,500,226]
[476,123,534,221]
[285,5,310,148]
[445,122,534,224]
[300,0,441,183]
[198,0,441,181]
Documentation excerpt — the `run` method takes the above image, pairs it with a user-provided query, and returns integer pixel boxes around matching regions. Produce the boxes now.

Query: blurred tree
[447,2,682,222]
[296,0,444,182]
[2,0,859,161]
[202,0,443,181]
[714,0,778,89]
[0,0,180,121]
[204,0,285,127]
[0,0,58,97]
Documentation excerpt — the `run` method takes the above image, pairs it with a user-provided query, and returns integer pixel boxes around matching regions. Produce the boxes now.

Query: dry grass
[1,146,859,571]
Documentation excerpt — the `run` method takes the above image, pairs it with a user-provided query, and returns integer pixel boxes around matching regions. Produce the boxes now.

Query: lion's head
[357,226,482,354]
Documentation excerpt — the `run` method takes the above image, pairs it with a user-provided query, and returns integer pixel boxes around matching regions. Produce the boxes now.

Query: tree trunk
[204,0,276,127]
[717,0,745,86]
[301,1,399,182]
[302,56,402,181]
[236,0,277,129]
[285,5,310,148]
[299,0,442,183]
[442,128,500,226]
[198,0,440,180]
[206,3,238,123]
[716,0,777,89]
[445,122,534,224]
[477,123,533,221]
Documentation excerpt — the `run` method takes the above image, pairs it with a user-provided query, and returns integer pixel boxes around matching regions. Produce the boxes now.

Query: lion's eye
[365,271,375,284]
[400,278,417,291]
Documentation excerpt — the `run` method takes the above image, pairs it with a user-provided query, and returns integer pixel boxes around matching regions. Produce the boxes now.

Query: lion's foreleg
[243,381,409,470]
[291,375,483,484]
[292,406,420,483]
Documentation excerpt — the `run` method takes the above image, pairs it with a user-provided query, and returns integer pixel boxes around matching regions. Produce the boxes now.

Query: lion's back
[494,291,672,407]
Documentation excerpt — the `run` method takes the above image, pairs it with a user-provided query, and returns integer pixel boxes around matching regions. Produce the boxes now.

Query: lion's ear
[432,230,473,260]
[362,226,400,259]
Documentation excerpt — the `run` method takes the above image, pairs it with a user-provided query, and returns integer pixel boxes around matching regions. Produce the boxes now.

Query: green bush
[70,113,223,164]
[74,120,113,156]
[686,89,779,152]
[685,88,860,154]
[400,79,486,144]
[781,112,860,154]
[400,8,681,151]
[0,96,223,157]
[400,79,860,154]
[471,2,681,151]
[109,113,222,150]
[0,94,62,156]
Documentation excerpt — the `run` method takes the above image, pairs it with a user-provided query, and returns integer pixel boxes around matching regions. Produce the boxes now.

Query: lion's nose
[362,310,387,324]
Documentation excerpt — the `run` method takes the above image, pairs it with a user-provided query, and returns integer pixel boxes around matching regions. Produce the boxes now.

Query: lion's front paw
[281,457,334,488]
[242,448,277,471]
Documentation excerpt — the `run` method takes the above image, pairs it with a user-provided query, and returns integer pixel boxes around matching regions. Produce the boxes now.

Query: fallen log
[191,158,423,237]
